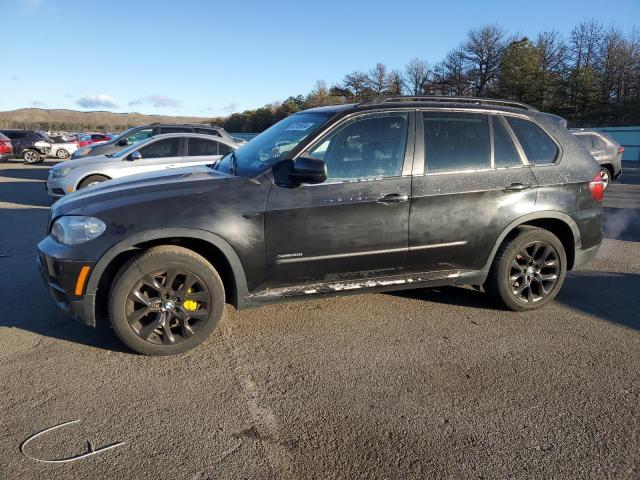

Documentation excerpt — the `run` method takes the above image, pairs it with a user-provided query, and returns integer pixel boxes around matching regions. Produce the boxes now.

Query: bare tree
[341,71,370,100]
[403,58,429,95]
[461,24,508,95]
[436,48,471,96]
[366,63,391,96]
[570,19,603,68]
[535,30,568,109]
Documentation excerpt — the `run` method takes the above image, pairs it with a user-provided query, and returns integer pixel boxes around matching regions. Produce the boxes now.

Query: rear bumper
[37,243,96,326]
[573,243,601,269]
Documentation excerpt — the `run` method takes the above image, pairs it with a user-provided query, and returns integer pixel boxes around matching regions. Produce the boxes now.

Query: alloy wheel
[509,241,560,303]
[600,169,610,188]
[23,150,39,163]
[125,269,212,345]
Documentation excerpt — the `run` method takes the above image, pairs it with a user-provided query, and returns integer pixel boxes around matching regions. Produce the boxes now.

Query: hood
[52,154,111,171]
[52,165,233,216]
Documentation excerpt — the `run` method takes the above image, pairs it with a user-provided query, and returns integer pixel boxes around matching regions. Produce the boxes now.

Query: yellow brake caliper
[183,288,199,311]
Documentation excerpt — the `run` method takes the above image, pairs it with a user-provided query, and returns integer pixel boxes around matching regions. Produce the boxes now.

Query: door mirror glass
[118,138,130,146]
[290,156,327,184]
[128,151,142,161]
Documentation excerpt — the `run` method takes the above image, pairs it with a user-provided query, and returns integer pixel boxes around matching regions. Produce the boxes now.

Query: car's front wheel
[109,246,225,355]
[22,149,41,164]
[485,226,567,311]
[77,174,109,189]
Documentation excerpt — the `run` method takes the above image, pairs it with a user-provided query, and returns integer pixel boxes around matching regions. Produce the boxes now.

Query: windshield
[215,112,330,177]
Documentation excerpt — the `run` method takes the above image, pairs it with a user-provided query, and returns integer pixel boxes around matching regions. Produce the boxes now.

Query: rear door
[408,111,538,273]
[113,137,184,178]
[265,110,415,287]
[180,137,227,167]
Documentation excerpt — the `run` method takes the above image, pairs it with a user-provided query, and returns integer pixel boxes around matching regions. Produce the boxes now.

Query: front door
[115,137,183,179]
[265,110,415,288]
[408,111,539,273]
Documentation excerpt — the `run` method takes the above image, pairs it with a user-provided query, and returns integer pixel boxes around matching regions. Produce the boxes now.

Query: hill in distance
[0,108,224,132]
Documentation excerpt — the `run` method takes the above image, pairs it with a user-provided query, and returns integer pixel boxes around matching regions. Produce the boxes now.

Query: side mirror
[128,151,142,161]
[290,156,327,184]
[118,138,131,146]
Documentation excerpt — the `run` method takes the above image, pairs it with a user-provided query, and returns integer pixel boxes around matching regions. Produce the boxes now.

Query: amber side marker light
[75,266,91,296]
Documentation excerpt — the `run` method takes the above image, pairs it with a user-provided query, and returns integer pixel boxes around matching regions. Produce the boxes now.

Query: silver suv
[571,128,623,187]
[46,133,236,197]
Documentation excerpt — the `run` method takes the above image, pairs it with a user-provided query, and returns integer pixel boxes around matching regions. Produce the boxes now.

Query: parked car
[71,124,238,159]
[571,128,623,187]
[0,129,51,163]
[0,133,13,161]
[48,135,78,159]
[77,133,113,148]
[37,96,604,355]
[46,133,236,197]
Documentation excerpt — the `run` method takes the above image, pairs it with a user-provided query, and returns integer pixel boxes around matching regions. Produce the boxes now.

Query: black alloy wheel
[126,269,211,346]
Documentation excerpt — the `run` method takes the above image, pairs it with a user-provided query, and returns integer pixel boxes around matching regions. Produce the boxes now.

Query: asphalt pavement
[0,159,638,479]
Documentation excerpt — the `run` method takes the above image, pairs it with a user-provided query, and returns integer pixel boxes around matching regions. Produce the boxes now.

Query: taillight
[589,173,605,201]
[617,146,624,155]
[0,140,12,153]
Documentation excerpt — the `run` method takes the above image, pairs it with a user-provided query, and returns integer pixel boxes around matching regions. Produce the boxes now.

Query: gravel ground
[0,159,638,480]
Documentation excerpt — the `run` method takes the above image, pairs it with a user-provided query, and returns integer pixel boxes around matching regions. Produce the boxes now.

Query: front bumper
[37,243,96,326]
[46,174,71,197]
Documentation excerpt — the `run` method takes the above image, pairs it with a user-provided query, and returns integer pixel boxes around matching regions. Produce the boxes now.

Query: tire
[600,167,611,188]
[56,148,70,159]
[77,174,109,189]
[109,245,225,355]
[484,226,567,311]
[22,149,40,164]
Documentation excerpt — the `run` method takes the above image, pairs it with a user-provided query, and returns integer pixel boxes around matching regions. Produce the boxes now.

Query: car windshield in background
[215,112,330,177]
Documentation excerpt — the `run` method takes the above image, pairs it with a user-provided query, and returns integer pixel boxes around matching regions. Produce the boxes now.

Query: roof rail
[360,96,538,111]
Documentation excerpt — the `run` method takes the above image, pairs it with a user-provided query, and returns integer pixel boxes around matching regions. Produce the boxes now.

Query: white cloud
[223,103,238,114]
[20,0,45,11]
[129,94,181,108]
[76,94,118,109]
[30,100,47,107]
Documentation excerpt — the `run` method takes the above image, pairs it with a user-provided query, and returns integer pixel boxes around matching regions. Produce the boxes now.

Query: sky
[2,0,639,117]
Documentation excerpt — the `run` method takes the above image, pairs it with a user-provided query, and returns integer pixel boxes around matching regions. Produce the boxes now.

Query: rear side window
[506,117,558,165]
[423,112,490,172]
[593,135,607,149]
[575,135,592,149]
[493,117,522,168]
[161,127,192,134]
[188,138,218,156]
[218,142,233,155]
[195,128,220,137]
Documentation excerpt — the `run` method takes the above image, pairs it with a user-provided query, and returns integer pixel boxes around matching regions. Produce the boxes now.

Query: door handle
[505,183,531,191]
[377,193,409,204]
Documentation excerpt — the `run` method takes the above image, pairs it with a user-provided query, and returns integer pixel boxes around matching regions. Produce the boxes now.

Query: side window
[506,117,558,165]
[161,127,192,134]
[575,135,592,149]
[308,112,408,181]
[218,142,233,155]
[423,112,490,172]
[493,117,522,168]
[593,135,607,150]
[127,128,153,143]
[137,138,181,158]
[195,128,220,137]
[188,138,218,156]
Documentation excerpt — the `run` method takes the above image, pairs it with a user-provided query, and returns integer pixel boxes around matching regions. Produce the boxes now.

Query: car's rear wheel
[22,149,40,164]
[56,148,70,159]
[109,246,225,355]
[600,167,611,188]
[78,174,109,189]
[485,226,567,311]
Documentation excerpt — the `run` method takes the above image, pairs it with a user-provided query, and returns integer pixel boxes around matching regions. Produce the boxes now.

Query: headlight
[51,216,106,245]
[51,167,71,178]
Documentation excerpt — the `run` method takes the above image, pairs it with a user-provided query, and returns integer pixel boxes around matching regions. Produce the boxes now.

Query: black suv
[71,124,236,159]
[38,97,605,355]
[0,129,52,163]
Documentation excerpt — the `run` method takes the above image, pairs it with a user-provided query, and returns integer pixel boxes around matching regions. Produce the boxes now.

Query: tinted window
[137,138,180,158]
[195,128,220,137]
[493,117,522,168]
[161,127,192,134]
[188,138,218,156]
[575,135,592,149]
[309,112,408,181]
[423,112,490,172]
[593,135,607,149]
[127,128,153,143]
[218,142,233,155]
[506,117,558,165]
[3,132,19,139]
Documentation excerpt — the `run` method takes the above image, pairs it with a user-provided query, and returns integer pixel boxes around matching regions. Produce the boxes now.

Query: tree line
[223,20,640,132]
